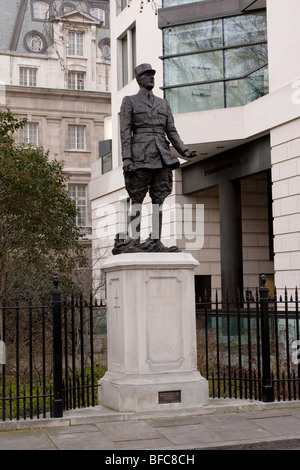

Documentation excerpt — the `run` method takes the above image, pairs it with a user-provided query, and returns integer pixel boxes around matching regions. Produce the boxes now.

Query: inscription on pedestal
[146,276,184,370]
[158,390,181,404]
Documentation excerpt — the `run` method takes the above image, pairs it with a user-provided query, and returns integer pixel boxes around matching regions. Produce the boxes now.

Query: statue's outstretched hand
[184,150,197,159]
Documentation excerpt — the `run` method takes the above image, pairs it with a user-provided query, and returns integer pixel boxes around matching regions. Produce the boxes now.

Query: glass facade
[163,11,268,113]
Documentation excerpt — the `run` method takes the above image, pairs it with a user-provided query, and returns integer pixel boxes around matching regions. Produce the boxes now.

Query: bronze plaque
[158,390,181,404]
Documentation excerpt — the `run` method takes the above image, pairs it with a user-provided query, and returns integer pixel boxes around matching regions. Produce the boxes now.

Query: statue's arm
[165,101,196,159]
[120,97,136,172]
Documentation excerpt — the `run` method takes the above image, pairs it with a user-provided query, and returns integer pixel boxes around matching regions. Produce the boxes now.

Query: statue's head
[135,63,156,90]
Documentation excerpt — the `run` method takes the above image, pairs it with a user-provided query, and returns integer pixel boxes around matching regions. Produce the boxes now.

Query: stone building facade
[0,0,111,289]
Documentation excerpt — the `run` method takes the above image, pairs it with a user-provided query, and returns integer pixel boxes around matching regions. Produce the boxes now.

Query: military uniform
[114,63,194,253]
[120,69,190,205]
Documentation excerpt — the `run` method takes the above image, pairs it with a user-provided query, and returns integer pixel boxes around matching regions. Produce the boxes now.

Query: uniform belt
[133,127,165,135]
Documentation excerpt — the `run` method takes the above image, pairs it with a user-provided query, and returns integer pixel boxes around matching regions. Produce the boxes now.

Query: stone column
[219,180,243,301]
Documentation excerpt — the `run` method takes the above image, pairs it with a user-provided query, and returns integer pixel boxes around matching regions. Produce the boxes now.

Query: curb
[1,399,300,432]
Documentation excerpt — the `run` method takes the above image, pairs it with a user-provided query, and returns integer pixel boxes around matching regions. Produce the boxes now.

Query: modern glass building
[162,10,268,112]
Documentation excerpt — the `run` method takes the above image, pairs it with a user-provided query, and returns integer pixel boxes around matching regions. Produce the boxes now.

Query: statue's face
[138,71,155,90]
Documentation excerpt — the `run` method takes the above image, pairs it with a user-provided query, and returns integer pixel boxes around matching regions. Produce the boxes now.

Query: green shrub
[0,364,106,420]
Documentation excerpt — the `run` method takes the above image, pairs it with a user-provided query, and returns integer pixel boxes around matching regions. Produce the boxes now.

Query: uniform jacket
[120,90,189,170]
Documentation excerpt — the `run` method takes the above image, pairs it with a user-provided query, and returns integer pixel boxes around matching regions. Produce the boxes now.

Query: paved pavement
[1,399,300,452]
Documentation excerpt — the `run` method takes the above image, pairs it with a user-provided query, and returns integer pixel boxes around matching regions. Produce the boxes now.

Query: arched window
[90,7,105,24]
[32,1,49,20]
[61,2,76,14]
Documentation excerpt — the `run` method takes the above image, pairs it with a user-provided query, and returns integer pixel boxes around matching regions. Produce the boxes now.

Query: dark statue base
[112,234,181,255]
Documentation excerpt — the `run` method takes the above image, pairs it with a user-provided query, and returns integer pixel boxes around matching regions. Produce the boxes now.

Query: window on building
[99,140,112,174]
[20,123,38,146]
[68,183,88,228]
[102,153,112,174]
[32,0,49,20]
[68,31,84,56]
[61,3,75,14]
[90,7,105,24]
[19,67,37,86]
[120,26,136,88]
[131,26,136,78]
[116,0,129,14]
[122,34,128,87]
[162,11,268,113]
[68,71,85,90]
[68,125,86,150]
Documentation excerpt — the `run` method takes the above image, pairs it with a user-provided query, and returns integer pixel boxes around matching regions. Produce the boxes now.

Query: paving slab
[198,413,273,441]
[193,437,300,451]
[250,415,300,436]
[95,421,163,442]
[238,408,296,419]
[46,424,100,435]
[144,415,203,428]
[288,408,300,419]
[0,429,55,450]
[116,437,174,450]
[46,428,118,451]
[154,423,224,447]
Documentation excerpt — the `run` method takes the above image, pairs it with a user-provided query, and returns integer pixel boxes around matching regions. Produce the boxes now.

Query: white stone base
[99,252,209,413]
[100,371,208,413]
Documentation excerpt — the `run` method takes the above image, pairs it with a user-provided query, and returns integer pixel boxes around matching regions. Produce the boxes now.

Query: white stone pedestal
[99,253,209,412]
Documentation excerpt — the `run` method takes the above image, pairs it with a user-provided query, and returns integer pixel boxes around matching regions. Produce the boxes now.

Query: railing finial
[53,274,59,289]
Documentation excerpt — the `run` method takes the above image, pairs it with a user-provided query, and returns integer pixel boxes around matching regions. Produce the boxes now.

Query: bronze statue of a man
[113,63,196,254]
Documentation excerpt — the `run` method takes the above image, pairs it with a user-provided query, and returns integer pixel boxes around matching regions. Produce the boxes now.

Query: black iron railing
[1,274,300,421]
[0,277,107,421]
[1,295,54,420]
[196,276,300,402]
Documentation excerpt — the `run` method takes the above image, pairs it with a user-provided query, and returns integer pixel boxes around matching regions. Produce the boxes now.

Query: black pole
[260,274,274,403]
[219,180,243,303]
[52,274,63,418]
